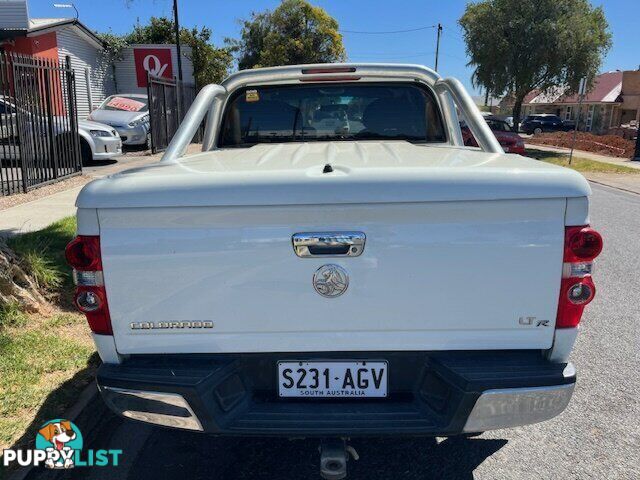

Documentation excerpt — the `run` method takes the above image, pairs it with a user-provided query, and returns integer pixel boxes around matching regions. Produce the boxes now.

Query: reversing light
[73,270,104,286]
[563,262,593,279]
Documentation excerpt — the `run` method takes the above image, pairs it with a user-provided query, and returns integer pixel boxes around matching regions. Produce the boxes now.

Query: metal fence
[0,53,81,196]
[147,74,199,153]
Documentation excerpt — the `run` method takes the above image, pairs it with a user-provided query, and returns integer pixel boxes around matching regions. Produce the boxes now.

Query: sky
[26,0,639,95]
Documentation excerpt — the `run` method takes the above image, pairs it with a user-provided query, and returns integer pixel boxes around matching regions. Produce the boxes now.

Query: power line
[348,52,435,60]
[339,25,437,35]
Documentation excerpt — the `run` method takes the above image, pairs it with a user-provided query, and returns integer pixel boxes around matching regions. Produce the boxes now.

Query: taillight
[563,226,603,262]
[65,236,112,335]
[556,226,602,329]
[65,235,102,271]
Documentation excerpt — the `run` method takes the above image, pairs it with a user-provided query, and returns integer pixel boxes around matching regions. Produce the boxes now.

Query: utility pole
[569,78,587,165]
[633,123,640,161]
[434,23,442,72]
[173,0,183,82]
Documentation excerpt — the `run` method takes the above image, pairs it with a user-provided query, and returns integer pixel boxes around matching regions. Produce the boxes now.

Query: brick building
[500,70,640,134]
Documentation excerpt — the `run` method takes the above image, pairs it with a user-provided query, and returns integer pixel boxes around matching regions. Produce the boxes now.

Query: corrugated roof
[522,89,541,104]
[560,71,623,103]
[523,71,624,105]
[528,86,567,104]
[24,17,103,47]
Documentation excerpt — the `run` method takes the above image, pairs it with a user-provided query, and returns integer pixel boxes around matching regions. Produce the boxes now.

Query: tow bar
[319,438,359,480]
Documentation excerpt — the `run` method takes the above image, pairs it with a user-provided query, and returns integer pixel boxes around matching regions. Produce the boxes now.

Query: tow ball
[319,438,359,480]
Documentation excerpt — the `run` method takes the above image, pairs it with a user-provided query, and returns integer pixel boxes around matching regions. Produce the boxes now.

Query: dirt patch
[527,131,635,158]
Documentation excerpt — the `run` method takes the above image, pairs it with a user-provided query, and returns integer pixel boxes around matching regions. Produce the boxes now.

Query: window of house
[586,105,595,131]
[565,106,572,121]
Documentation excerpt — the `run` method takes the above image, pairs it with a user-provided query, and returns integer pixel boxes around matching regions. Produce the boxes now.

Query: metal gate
[0,53,81,196]
[147,74,198,153]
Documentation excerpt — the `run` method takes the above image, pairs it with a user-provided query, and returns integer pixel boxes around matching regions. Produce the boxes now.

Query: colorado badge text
[130,321,214,330]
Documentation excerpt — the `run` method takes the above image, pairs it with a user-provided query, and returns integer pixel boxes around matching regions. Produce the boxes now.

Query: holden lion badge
[313,264,349,298]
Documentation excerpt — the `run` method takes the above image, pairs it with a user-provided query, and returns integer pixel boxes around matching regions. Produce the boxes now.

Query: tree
[99,17,233,88]
[459,0,611,130]
[230,0,346,70]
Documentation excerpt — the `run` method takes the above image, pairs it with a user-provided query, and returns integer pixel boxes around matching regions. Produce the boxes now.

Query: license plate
[277,361,388,398]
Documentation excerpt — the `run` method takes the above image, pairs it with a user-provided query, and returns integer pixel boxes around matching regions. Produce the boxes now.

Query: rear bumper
[97,351,575,436]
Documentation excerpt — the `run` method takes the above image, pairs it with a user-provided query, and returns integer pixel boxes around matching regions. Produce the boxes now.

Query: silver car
[88,94,150,147]
[0,96,121,164]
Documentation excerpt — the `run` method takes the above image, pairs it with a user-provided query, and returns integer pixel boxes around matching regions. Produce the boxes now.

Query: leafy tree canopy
[229,0,346,70]
[98,17,233,87]
[459,0,611,126]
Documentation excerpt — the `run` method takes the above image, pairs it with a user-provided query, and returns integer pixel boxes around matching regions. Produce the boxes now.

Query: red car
[461,117,526,155]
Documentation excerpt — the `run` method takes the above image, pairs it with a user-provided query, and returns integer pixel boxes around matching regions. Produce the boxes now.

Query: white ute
[66,64,602,479]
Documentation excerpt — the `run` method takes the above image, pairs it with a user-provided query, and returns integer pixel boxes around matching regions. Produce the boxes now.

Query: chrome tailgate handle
[292,232,366,257]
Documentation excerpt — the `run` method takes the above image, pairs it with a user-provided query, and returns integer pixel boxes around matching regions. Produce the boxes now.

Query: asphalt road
[25,183,639,480]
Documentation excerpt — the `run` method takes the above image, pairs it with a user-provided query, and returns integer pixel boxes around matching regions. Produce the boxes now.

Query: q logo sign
[134,47,174,87]
[143,55,168,77]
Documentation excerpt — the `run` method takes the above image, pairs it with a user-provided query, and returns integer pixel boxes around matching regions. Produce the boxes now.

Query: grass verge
[526,149,640,174]
[0,315,97,451]
[0,216,98,465]
[7,216,76,301]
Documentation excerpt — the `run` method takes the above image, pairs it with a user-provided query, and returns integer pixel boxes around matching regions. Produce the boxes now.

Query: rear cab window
[218,83,446,148]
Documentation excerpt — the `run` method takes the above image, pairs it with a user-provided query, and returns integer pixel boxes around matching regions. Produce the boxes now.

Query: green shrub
[8,217,76,294]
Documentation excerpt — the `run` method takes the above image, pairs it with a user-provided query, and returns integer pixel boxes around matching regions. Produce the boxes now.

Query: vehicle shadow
[124,430,507,480]
[82,159,118,167]
[23,394,507,480]
[525,148,569,160]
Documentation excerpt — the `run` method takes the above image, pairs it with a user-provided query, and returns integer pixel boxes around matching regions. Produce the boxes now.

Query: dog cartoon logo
[35,419,83,469]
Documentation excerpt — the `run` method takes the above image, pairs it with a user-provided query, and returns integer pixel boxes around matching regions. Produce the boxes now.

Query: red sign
[133,47,173,88]
[106,96,146,112]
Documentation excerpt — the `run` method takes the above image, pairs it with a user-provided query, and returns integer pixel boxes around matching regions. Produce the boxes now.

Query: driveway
[23,183,640,480]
